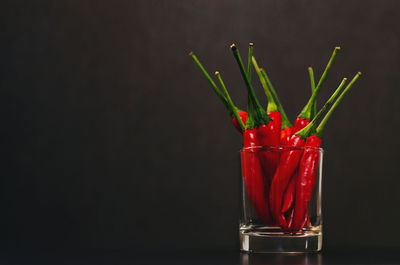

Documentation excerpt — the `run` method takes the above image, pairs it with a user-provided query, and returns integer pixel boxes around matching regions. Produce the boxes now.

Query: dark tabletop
[0,248,399,265]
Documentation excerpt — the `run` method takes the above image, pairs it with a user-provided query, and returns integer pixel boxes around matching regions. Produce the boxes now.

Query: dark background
[1,0,399,253]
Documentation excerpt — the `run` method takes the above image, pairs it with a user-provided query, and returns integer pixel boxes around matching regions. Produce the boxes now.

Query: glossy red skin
[281,118,309,147]
[292,117,310,135]
[290,135,322,232]
[241,129,273,224]
[280,127,293,146]
[287,209,309,234]
[269,135,305,229]
[287,209,309,231]
[287,208,294,229]
[268,112,282,140]
[280,118,311,212]
[257,113,281,182]
[243,128,259,148]
[281,170,297,213]
[232,111,247,133]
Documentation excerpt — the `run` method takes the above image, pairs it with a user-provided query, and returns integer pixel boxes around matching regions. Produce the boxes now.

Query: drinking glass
[240,146,323,253]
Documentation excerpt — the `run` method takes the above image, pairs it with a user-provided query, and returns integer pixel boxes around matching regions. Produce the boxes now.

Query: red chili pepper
[253,58,293,146]
[252,57,282,181]
[290,135,322,232]
[281,170,296,213]
[270,77,347,229]
[242,129,273,224]
[280,121,310,214]
[244,44,274,224]
[256,121,281,183]
[269,135,305,228]
[280,48,341,213]
[291,73,361,232]
[280,119,309,214]
[232,43,279,224]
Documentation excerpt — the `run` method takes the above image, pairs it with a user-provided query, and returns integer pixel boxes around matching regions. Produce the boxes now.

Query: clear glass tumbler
[240,146,323,253]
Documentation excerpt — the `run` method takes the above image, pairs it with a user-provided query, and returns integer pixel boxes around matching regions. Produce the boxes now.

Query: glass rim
[240,145,324,153]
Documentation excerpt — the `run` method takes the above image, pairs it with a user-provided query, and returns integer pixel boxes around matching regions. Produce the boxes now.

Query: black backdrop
[1,0,399,251]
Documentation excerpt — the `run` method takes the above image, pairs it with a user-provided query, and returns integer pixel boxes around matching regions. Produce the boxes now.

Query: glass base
[240,225,322,253]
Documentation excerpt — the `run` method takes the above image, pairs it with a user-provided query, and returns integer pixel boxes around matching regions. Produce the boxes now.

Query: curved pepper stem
[215,71,246,131]
[251,57,278,113]
[298,47,341,120]
[245,44,256,129]
[296,77,348,140]
[308,67,317,119]
[258,67,292,129]
[247,43,254,82]
[189,52,231,113]
[231,44,271,128]
[315,72,362,137]
[190,52,245,129]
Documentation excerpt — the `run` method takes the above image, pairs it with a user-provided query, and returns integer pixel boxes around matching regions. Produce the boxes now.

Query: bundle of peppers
[189,43,361,233]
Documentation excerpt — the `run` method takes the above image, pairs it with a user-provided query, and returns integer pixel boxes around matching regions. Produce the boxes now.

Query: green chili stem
[296,77,347,139]
[309,67,317,119]
[247,43,253,82]
[246,97,255,129]
[315,72,361,137]
[189,52,231,113]
[298,47,341,120]
[215,71,245,131]
[260,69,292,128]
[245,43,256,129]
[252,57,278,113]
[231,44,271,128]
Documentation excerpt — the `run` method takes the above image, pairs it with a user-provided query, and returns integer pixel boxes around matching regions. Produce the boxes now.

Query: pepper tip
[357,71,362,76]
[335,46,341,50]
[249,42,254,47]
[215,71,219,76]
[189,51,194,56]
[230,43,237,50]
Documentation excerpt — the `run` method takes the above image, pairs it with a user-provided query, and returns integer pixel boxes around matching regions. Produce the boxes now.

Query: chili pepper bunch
[189,43,361,233]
